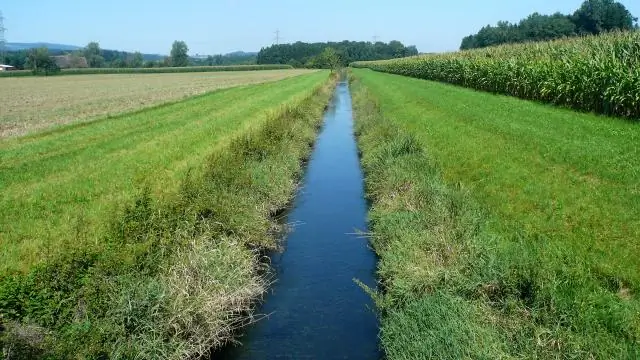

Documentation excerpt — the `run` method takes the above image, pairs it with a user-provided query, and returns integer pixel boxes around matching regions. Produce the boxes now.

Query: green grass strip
[351,69,639,359]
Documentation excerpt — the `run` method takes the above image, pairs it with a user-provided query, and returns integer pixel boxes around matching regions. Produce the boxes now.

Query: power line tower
[0,11,6,63]
[274,29,281,45]
[372,35,380,43]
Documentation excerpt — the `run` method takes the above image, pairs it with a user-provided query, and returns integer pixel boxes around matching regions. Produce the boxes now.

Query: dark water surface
[217,81,380,359]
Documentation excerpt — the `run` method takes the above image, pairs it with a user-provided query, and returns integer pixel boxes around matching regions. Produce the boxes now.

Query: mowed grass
[0,71,328,274]
[0,69,315,137]
[1,71,334,358]
[352,69,639,358]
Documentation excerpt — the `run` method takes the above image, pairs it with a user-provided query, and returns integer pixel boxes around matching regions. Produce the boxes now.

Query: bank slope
[351,69,639,359]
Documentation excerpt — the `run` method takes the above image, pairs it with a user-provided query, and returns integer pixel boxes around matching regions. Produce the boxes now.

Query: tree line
[1,40,257,72]
[461,0,638,50]
[3,40,419,72]
[257,40,419,68]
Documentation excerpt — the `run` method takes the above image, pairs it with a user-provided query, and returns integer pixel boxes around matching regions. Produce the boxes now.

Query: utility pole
[274,29,281,45]
[0,11,6,63]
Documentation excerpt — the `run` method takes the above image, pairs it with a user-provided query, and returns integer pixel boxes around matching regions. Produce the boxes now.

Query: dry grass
[0,69,316,138]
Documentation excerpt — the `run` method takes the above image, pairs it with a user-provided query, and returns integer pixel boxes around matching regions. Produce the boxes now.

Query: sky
[2,0,639,55]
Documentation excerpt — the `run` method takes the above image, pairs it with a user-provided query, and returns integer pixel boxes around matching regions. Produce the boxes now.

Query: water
[217,81,380,359]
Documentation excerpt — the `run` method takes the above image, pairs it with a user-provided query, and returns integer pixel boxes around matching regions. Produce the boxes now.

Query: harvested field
[0,69,316,137]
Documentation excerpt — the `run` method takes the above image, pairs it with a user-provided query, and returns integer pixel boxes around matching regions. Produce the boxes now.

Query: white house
[0,64,16,71]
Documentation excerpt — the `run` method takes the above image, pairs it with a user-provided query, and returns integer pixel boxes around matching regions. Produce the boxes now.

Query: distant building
[0,64,16,71]
[51,55,89,69]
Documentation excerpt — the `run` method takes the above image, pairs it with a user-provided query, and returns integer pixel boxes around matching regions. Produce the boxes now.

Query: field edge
[349,70,640,359]
[0,73,337,359]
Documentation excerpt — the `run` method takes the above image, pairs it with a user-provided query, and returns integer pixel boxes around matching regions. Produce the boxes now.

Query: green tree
[129,52,144,68]
[315,47,340,70]
[170,41,189,67]
[519,13,576,41]
[389,40,408,57]
[111,57,127,68]
[287,58,303,68]
[83,42,105,68]
[4,50,28,69]
[573,0,637,34]
[460,0,637,49]
[25,47,59,75]
[257,41,416,66]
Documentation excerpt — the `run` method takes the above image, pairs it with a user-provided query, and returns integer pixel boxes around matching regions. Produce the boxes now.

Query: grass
[0,69,316,138]
[351,69,640,359]
[0,70,334,358]
[0,71,326,274]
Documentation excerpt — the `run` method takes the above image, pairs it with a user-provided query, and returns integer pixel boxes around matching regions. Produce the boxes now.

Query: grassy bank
[351,69,639,359]
[0,64,293,77]
[0,71,334,358]
[352,31,640,120]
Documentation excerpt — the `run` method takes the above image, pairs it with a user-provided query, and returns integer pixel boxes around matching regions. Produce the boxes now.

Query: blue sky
[2,0,639,55]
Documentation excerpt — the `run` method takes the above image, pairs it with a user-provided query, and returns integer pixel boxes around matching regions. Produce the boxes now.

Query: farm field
[352,31,640,120]
[352,69,640,359]
[0,69,315,137]
[0,64,293,78]
[0,71,327,274]
[0,70,332,357]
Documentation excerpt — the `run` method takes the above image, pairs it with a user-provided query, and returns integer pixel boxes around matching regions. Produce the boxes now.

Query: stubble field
[0,69,316,137]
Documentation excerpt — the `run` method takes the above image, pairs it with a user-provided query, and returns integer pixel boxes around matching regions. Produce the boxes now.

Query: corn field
[352,31,640,119]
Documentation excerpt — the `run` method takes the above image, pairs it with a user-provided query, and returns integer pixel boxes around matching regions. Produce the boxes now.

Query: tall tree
[26,47,59,75]
[83,42,105,68]
[130,51,144,68]
[519,13,576,41]
[572,0,637,34]
[170,41,189,67]
[460,0,637,49]
[315,47,341,70]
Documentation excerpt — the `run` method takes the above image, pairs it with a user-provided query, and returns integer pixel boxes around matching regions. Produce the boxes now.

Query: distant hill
[226,51,258,57]
[6,42,82,51]
[6,42,165,62]
[6,42,256,60]
[4,42,257,67]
